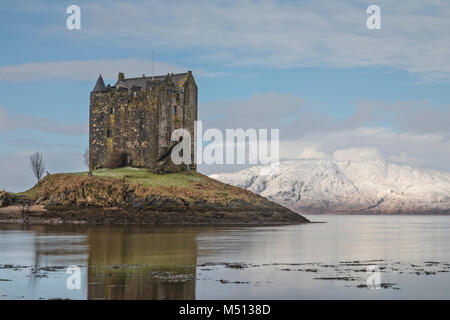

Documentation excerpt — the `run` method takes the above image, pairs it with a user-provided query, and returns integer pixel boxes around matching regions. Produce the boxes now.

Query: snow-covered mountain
[210,159,450,214]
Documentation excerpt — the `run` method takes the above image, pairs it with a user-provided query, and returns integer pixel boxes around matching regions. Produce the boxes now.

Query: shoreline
[1,204,448,228]
[303,212,450,216]
[0,205,309,226]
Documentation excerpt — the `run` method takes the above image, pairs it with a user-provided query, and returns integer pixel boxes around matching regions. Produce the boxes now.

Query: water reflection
[1,216,450,299]
[0,224,201,300]
[86,227,198,300]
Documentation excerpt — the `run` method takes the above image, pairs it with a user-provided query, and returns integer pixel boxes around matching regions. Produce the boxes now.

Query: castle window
[133,92,137,97]
[173,106,177,115]
[107,130,112,138]
[110,107,115,115]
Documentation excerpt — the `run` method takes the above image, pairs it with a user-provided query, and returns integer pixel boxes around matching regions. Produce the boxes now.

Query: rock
[131,199,144,209]
[0,192,16,208]
[151,141,192,174]
[8,170,309,225]
[227,199,246,208]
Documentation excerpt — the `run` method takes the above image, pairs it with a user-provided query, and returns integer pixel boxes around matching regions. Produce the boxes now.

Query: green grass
[14,188,39,198]
[13,167,207,198]
[78,167,205,187]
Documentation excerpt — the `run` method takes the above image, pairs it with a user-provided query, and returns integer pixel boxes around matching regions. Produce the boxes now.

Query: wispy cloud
[202,93,450,138]
[4,1,450,82]
[0,105,87,134]
[8,138,80,149]
[28,0,450,82]
[201,93,307,130]
[0,58,187,82]
[280,127,450,171]
[200,93,450,171]
[0,57,243,82]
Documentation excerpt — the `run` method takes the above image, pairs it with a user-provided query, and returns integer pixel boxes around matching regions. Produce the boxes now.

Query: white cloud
[0,58,187,82]
[199,93,450,172]
[390,152,424,165]
[0,105,87,135]
[36,0,450,81]
[279,127,450,172]
[297,146,329,160]
[201,93,306,130]
[0,57,241,83]
[332,147,383,162]
[4,2,450,82]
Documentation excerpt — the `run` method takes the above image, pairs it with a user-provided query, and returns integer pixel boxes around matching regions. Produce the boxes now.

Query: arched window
[173,106,177,115]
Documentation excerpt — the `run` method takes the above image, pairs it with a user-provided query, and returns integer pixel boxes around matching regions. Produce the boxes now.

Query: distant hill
[210,159,450,215]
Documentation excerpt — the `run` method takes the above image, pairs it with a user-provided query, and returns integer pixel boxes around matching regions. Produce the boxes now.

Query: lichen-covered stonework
[89,72,197,170]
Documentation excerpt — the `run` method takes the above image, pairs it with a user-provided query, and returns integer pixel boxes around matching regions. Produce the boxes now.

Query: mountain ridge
[210,159,450,215]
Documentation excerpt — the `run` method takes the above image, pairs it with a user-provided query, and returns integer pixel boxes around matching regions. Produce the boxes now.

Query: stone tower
[89,72,197,170]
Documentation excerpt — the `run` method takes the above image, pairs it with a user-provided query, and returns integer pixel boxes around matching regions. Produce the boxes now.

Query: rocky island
[0,167,309,225]
[0,72,310,225]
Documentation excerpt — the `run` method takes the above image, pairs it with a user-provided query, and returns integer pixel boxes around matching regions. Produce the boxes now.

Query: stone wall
[89,73,197,170]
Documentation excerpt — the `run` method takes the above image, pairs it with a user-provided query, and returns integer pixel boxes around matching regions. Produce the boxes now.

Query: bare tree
[83,148,89,168]
[29,152,46,182]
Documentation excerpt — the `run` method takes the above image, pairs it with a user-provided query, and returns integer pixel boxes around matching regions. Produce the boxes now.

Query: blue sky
[1,0,449,191]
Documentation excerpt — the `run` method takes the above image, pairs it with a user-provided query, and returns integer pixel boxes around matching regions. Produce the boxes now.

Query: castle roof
[93,74,106,92]
[115,72,190,91]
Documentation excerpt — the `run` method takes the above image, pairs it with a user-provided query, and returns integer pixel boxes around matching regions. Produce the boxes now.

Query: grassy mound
[13,168,308,225]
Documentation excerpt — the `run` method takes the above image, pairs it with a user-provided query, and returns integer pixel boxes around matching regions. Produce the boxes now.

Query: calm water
[1,215,450,299]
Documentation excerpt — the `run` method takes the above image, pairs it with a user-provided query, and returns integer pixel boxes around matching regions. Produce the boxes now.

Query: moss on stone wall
[89,74,197,170]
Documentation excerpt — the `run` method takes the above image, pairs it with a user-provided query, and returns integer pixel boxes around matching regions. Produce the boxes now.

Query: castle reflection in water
[14,224,200,300]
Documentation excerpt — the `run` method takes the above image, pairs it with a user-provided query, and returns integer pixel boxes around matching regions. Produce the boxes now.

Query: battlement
[92,71,193,93]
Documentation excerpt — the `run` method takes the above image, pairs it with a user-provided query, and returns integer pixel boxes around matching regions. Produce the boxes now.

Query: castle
[89,71,197,170]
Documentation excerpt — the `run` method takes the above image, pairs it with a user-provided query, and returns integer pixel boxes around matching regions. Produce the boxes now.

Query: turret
[92,74,106,92]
